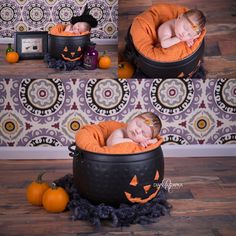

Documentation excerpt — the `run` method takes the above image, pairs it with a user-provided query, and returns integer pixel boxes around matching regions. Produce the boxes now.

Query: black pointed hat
[70,4,98,28]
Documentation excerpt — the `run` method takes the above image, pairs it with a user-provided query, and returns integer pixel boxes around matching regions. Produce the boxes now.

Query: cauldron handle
[68,142,82,159]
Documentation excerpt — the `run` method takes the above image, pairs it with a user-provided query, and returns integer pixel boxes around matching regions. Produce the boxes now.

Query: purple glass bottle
[83,42,98,70]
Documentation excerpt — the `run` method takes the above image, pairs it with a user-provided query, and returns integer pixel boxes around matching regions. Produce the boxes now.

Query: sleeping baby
[50,4,98,35]
[64,12,97,34]
[64,22,91,34]
[158,9,206,48]
[106,112,162,147]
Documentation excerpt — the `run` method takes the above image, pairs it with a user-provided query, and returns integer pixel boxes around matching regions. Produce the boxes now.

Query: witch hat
[70,4,98,28]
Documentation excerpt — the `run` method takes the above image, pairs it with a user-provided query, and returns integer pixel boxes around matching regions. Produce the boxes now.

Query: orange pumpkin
[98,51,111,69]
[26,172,50,206]
[6,51,19,63]
[124,170,160,204]
[42,183,69,213]
[118,61,135,78]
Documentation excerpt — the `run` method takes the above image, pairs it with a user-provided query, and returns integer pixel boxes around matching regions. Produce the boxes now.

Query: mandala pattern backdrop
[0,78,236,147]
[0,0,118,39]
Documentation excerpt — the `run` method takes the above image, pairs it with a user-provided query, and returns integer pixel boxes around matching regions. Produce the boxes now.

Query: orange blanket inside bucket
[130,3,206,62]
[75,121,163,154]
[49,24,90,36]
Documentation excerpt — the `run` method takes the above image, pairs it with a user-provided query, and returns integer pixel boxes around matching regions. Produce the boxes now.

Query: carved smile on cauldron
[124,170,160,204]
[61,46,83,61]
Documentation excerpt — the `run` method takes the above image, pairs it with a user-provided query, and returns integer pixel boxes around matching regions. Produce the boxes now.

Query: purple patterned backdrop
[0,78,235,146]
[0,0,118,39]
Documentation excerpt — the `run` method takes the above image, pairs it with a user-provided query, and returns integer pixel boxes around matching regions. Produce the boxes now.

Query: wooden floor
[0,44,117,79]
[0,157,236,236]
[119,0,236,78]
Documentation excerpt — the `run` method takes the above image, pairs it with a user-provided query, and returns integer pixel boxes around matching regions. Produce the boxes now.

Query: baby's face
[175,15,199,41]
[126,117,152,143]
[72,22,88,34]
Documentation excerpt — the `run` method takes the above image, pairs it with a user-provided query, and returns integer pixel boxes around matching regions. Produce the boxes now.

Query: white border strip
[162,144,236,157]
[0,147,70,160]
[0,38,14,44]
[0,37,117,45]
[93,39,118,45]
[0,144,235,159]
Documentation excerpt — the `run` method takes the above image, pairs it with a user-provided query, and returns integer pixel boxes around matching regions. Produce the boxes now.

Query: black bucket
[48,34,90,61]
[68,143,164,206]
[125,26,205,78]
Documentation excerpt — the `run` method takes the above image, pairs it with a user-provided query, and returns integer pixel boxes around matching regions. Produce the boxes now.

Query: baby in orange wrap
[158,9,206,48]
[50,5,98,36]
[106,112,162,147]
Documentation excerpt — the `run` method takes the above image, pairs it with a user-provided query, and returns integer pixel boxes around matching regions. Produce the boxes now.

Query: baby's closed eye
[142,131,146,136]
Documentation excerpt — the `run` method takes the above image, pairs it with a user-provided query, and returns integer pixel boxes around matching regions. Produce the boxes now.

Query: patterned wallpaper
[0,0,118,39]
[0,78,235,147]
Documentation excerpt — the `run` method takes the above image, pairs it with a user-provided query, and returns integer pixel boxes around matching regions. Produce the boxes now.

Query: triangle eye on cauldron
[129,170,159,187]
[63,46,81,53]
[129,175,138,186]
[154,170,159,180]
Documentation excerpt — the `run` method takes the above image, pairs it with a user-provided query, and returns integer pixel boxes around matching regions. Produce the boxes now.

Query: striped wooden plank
[0,157,236,235]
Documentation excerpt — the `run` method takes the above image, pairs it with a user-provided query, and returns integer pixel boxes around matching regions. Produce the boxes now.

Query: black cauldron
[125,26,205,78]
[68,143,164,206]
[48,34,90,61]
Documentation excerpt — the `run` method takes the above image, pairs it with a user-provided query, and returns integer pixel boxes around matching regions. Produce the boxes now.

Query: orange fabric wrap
[130,3,206,62]
[49,24,90,36]
[75,121,163,154]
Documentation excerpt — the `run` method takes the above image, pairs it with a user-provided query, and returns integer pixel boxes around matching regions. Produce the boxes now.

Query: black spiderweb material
[54,174,172,228]
[44,54,85,71]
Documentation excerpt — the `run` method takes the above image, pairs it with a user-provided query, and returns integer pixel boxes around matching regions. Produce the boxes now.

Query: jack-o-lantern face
[61,45,83,61]
[124,170,160,204]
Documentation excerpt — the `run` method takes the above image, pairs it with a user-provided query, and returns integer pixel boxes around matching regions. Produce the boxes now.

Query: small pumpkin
[26,172,50,206]
[98,51,111,69]
[6,51,19,63]
[118,61,135,78]
[42,183,69,213]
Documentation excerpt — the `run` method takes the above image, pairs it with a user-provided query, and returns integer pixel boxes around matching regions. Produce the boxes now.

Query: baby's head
[72,22,91,34]
[175,9,206,41]
[70,10,98,34]
[126,112,162,143]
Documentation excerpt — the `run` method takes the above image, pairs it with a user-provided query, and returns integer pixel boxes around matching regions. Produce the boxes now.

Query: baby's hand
[186,33,200,47]
[65,25,73,32]
[186,39,194,47]
[140,138,157,148]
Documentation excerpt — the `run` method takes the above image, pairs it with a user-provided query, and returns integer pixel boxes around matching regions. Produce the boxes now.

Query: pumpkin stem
[36,172,46,183]
[102,51,106,56]
[51,182,57,190]
[118,63,125,69]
